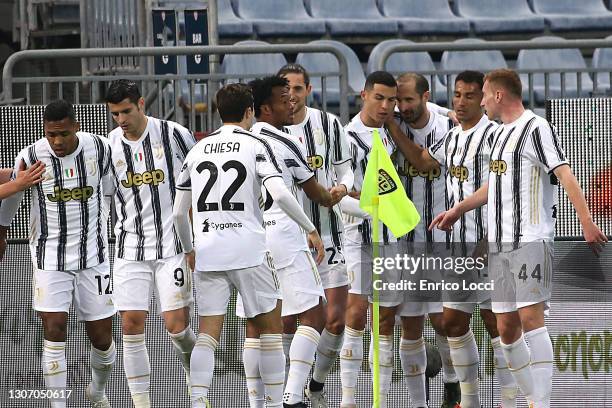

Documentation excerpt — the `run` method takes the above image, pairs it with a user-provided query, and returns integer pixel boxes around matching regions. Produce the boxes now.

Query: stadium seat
[378,0,470,35]
[592,36,612,94]
[232,0,326,37]
[440,39,508,86]
[529,0,612,32]
[453,0,545,34]
[220,40,288,82]
[516,36,593,103]
[367,39,448,104]
[218,0,254,37]
[295,40,366,106]
[305,0,398,36]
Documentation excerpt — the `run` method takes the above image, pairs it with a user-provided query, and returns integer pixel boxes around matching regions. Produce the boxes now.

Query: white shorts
[443,300,492,314]
[397,301,444,317]
[33,261,116,321]
[237,251,325,317]
[196,254,281,318]
[318,244,350,289]
[490,241,553,314]
[113,253,194,313]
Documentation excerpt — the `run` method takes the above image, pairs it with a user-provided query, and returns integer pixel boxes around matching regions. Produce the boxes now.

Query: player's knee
[39,312,68,342]
[444,318,469,338]
[480,310,499,338]
[121,312,146,335]
[345,303,367,330]
[325,313,345,335]
[496,319,522,343]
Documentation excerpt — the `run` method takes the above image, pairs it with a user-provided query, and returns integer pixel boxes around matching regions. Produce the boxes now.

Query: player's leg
[444,305,479,408]
[282,314,298,380]
[155,254,196,384]
[113,258,154,407]
[75,261,116,408]
[399,312,427,408]
[519,302,551,408]
[430,309,460,408]
[243,319,265,408]
[190,269,232,407]
[481,305,517,408]
[34,267,75,408]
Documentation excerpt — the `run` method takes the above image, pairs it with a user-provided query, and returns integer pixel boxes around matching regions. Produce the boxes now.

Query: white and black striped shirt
[107,117,196,261]
[344,114,396,245]
[487,110,568,246]
[285,107,351,248]
[429,115,498,246]
[0,132,112,271]
[253,122,314,269]
[395,110,454,243]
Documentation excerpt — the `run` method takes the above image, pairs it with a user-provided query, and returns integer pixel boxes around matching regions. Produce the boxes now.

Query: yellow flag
[359,129,420,238]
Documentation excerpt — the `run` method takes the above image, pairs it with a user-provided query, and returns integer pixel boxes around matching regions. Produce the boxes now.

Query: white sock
[123,334,151,407]
[525,327,553,408]
[448,331,480,408]
[501,335,534,402]
[340,326,363,406]
[282,333,294,384]
[260,333,285,408]
[400,337,426,408]
[89,341,116,400]
[491,337,517,408]
[243,338,265,408]
[190,334,217,405]
[436,333,458,383]
[368,334,393,408]
[42,340,67,408]
[284,326,320,404]
[312,328,343,384]
[168,326,196,374]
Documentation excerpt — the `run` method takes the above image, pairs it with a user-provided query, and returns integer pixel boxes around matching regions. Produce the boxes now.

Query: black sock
[309,379,324,392]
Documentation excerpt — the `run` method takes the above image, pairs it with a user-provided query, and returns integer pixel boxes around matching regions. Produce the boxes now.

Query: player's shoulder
[78,131,109,148]
[107,125,123,142]
[163,118,192,135]
[431,109,455,133]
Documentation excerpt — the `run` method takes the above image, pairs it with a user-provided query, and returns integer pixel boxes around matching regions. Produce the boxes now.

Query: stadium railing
[1,43,350,133]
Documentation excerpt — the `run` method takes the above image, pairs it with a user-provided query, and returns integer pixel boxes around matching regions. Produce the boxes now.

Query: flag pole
[371,133,381,408]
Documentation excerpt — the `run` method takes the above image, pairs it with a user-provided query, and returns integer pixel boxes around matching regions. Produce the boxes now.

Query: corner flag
[359,129,420,237]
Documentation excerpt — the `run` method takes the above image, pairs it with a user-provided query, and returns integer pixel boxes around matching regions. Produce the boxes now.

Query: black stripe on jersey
[402,129,415,242]
[382,224,390,244]
[92,136,107,263]
[172,124,192,160]
[512,118,536,246]
[332,117,343,162]
[350,144,358,172]
[531,127,548,168]
[50,156,67,271]
[430,133,447,155]
[320,111,332,171]
[547,123,566,162]
[122,141,146,261]
[347,131,371,155]
[473,125,493,242]
[111,163,129,259]
[160,120,182,254]
[329,208,342,247]
[143,135,164,259]
[302,120,322,237]
[259,128,311,171]
[29,147,47,269]
[233,129,282,173]
[75,151,89,270]
[493,127,515,246]
[207,129,222,137]
[457,131,474,253]
[424,131,435,243]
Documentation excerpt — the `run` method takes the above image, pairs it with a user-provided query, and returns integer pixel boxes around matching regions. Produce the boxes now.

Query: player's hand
[582,219,608,257]
[348,190,361,200]
[0,227,7,261]
[184,250,195,272]
[429,208,460,232]
[328,184,348,206]
[447,110,459,125]
[15,160,45,190]
[307,230,325,264]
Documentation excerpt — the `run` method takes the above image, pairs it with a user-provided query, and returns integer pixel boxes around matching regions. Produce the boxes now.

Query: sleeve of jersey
[263,176,316,233]
[334,159,354,191]
[427,131,448,165]
[528,122,569,173]
[332,116,351,165]
[172,188,194,253]
[0,152,27,227]
[427,101,450,117]
[283,141,313,184]
[176,157,192,191]
[101,143,115,196]
[173,124,198,161]
[339,195,370,219]
[255,140,283,182]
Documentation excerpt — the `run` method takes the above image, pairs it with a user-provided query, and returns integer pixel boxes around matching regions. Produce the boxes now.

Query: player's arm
[339,194,370,219]
[172,188,195,270]
[301,176,334,207]
[554,164,608,254]
[430,182,488,232]
[264,175,324,264]
[0,161,45,200]
[385,117,440,172]
[330,159,353,205]
[427,102,458,125]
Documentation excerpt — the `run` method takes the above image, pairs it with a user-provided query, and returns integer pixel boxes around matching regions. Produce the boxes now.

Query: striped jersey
[107,117,196,261]
[253,121,314,269]
[428,115,498,244]
[344,114,396,245]
[394,109,454,242]
[176,125,283,271]
[0,132,112,271]
[285,107,351,248]
[487,109,568,245]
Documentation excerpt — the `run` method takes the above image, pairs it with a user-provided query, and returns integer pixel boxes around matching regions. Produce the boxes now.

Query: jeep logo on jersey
[405,164,441,181]
[121,169,165,188]
[307,155,324,170]
[47,186,94,202]
[449,165,469,182]
[489,160,508,175]
[378,169,397,195]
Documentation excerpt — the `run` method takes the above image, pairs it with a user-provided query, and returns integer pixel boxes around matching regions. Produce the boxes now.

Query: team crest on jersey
[86,157,98,176]
[314,128,325,145]
[153,142,164,159]
[43,168,54,182]
[115,159,126,169]
[378,169,397,195]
